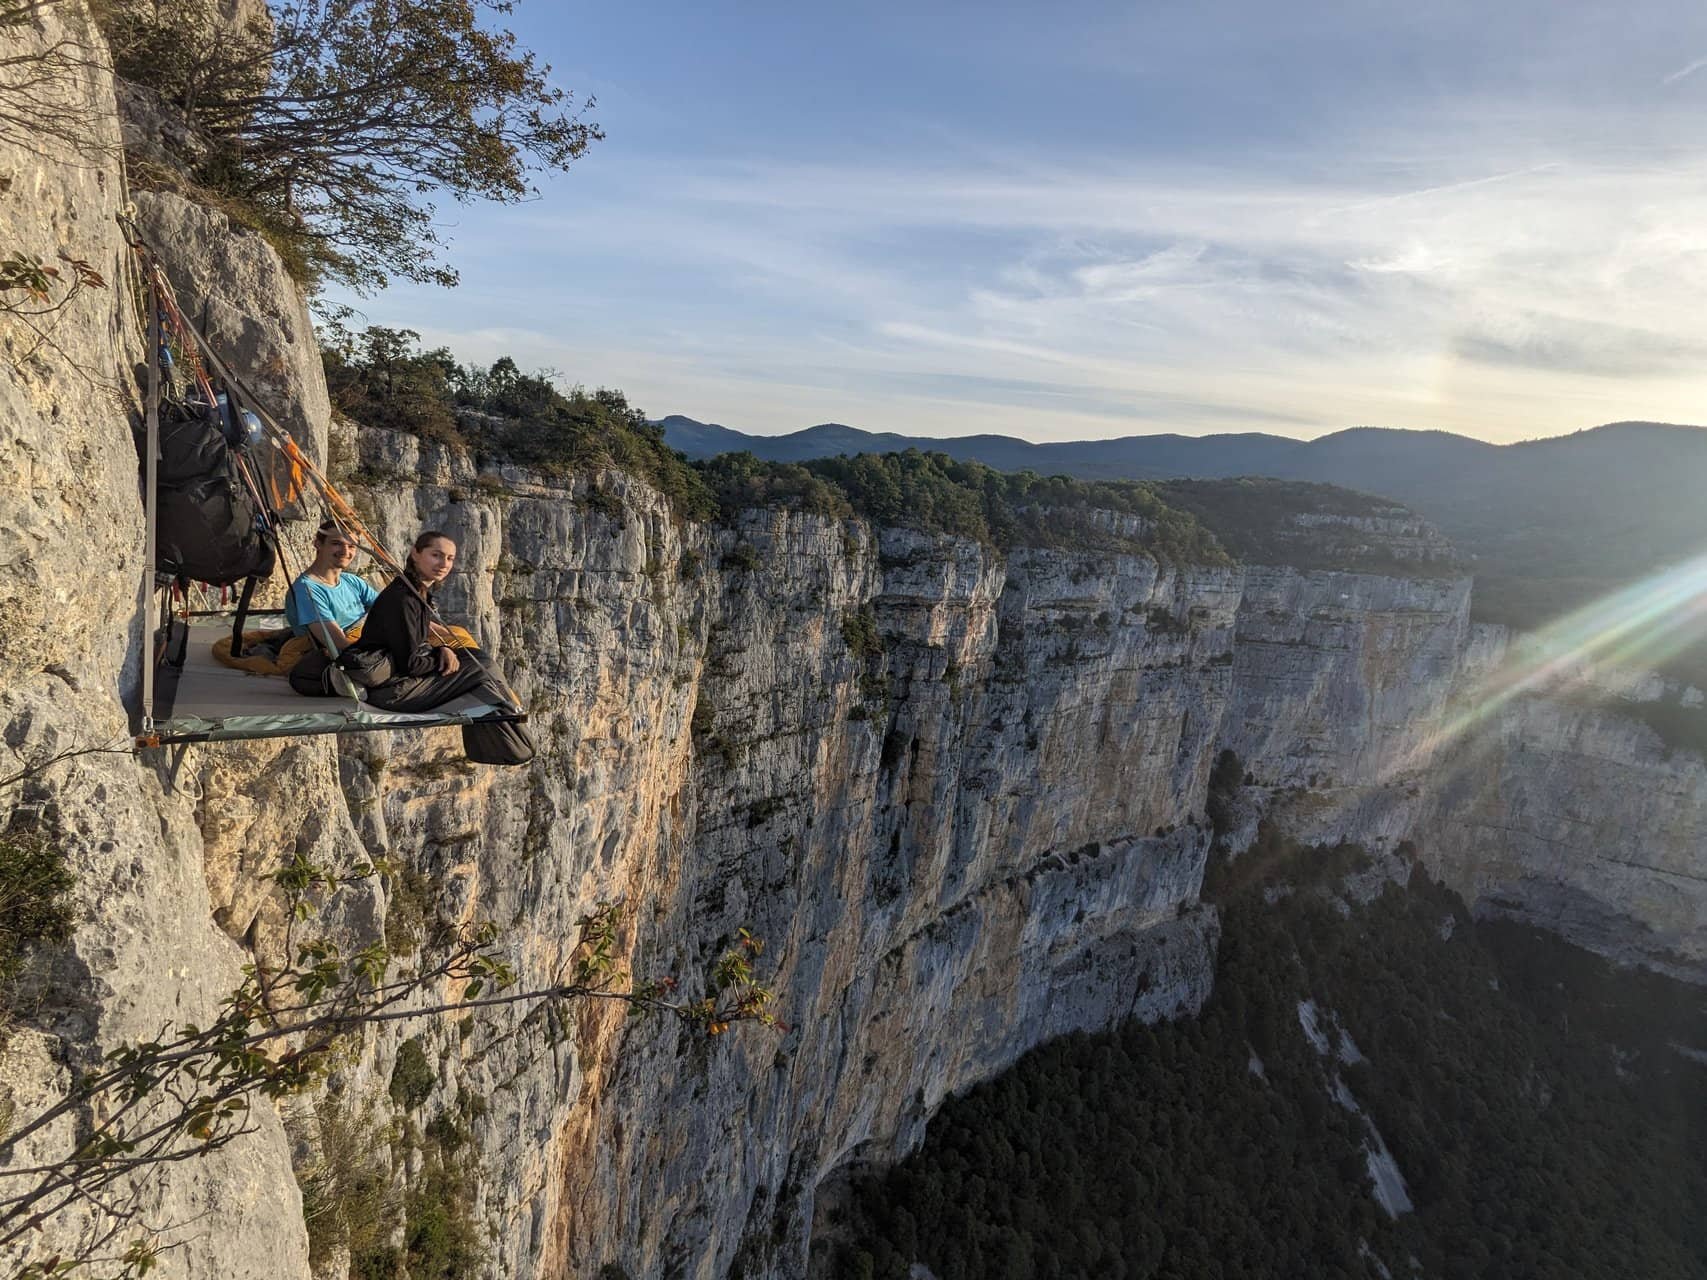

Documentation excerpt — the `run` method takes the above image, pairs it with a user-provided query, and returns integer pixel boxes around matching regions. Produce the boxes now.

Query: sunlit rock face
[0,6,312,1278]
[290,441,1707,1275]
[311,434,1237,1276]
[1219,565,1472,789]
[2,7,1704,1275]
[1417,629,1707,979]
[1218,555,1707,985]
[130,188,330,475]
[1415,696,1707,981]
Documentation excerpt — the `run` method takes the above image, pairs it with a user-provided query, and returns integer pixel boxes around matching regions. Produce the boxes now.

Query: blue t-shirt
[285,572,381,637]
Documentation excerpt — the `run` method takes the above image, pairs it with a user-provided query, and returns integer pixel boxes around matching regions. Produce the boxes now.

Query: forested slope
[816,843,1707,1280]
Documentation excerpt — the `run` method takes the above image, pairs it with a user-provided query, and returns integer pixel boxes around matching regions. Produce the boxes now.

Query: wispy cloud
[333,2,1707,444]
[387,145,1707,439]
[1452,314,1707,378]
[1661,55,1707,85]
[1317,163,1561,218]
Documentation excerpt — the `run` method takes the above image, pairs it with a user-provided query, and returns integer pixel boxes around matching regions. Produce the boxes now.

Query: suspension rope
[140,279,161,735]
[117,213,526,720]
[118,216,392,569]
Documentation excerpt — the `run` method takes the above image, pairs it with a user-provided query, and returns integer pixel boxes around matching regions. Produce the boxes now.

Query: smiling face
[312,528,359,574]
[409,536,457,587]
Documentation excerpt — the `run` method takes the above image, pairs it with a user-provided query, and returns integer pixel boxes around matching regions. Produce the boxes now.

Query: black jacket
[353,576,443,678]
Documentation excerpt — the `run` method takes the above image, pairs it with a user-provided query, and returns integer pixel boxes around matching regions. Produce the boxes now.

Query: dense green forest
[325,327,1227,562]
[814,846,1707,1280]
[703,450,1228,561]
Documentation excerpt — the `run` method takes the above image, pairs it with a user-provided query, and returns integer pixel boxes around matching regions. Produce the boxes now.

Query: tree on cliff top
[102,0,602,292]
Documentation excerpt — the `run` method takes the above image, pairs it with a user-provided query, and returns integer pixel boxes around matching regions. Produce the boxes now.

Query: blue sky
[329,1,1707,444]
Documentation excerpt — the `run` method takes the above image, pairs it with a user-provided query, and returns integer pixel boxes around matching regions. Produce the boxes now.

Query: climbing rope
[118,213,528,735]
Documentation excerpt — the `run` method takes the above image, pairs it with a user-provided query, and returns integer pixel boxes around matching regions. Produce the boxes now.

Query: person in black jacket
[355,530,508,713]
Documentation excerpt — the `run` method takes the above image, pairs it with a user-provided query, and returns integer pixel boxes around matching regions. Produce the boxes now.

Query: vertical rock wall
[0,8,1703,1277]
[1222,568,1707,983]
[1220,566,1471,789]
[280,431,1237,1277]
[0,6,311,1277]
[1415,695,1707,978]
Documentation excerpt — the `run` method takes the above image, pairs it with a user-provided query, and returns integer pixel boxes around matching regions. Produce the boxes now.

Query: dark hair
[403,530,456,587]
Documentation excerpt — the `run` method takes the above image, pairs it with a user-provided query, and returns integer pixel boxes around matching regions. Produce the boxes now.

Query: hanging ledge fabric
[121,214,532,764]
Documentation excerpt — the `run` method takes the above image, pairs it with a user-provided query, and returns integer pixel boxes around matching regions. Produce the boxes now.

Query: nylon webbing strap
[230,573,258,660]
[141,291,161,736]
[125,223,396,576]
[164,308,403,577]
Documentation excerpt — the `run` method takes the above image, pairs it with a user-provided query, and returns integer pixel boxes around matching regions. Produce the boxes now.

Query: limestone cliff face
[2,8,1705,1278]
[317,427,1232,1276]
[1414,679,1707,980]
[0,6,311,1278]
[242,430,1707,1276]
[1221,564,1707,982]
[1219,566,1472,789]
[132,188,330,473]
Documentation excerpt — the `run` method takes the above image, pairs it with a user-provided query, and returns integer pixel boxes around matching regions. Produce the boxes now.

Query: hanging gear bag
[145,398,276,586]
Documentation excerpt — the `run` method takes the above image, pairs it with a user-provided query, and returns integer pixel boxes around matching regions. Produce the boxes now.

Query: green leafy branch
[10,1238,159,1280]
[0,253,104,315]
[0,247,109,369]
[0,861,780,1277]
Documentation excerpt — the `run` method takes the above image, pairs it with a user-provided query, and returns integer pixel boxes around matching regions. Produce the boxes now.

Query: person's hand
[437,646,459,675]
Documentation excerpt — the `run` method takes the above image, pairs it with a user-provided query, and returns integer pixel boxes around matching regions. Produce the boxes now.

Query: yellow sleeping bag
[212,620,478,676]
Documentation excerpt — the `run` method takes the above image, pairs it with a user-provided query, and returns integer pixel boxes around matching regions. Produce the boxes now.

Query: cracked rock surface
[1,7,1702,1277]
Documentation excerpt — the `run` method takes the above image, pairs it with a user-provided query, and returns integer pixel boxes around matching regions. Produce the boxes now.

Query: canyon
[1,7,1704,1278]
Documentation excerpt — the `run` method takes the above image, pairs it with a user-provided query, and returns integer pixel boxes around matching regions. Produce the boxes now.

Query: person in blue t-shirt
[284,520,381,653]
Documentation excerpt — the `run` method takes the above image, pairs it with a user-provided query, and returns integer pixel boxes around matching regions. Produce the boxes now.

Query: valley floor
[814,846,1707,1280]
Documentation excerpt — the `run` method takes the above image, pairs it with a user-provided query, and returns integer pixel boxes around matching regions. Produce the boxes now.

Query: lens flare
[1397,550,1707,775]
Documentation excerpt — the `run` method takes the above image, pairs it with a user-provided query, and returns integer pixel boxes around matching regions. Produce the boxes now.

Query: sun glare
[1399,549,1707,776]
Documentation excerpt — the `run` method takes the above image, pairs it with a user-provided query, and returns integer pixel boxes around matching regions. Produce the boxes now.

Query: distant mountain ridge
[658,415,1707,651]
[655,413,1509,480]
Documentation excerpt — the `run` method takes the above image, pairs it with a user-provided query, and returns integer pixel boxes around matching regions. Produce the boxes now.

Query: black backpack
[145,399,276,586]
[462,717,536,767]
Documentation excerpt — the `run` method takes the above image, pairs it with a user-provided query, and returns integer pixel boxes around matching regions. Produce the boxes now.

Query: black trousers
[370,649,536,765]
[366,651,508,713]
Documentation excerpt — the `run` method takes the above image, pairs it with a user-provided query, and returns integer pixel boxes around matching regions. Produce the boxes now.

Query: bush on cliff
[1203,747,1242,846]
[701,448,1232,563]
[0,823,74,991]
[323,325,463,443]
[811,451,1229,562]
[324,328,1232,560]
[1158,477,1463,577]
[323,326,717,518]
